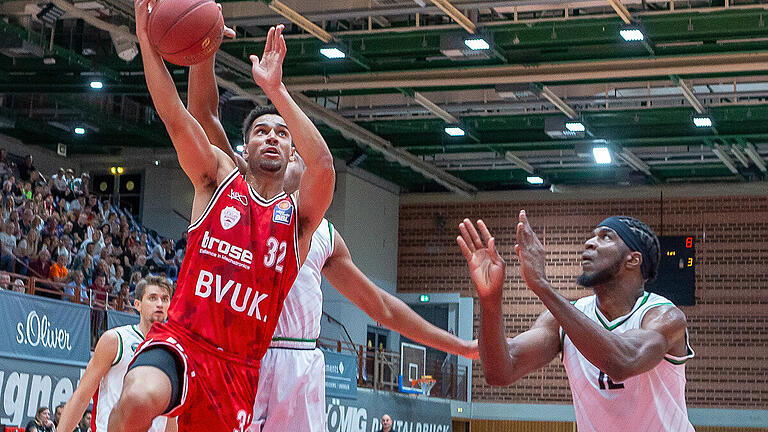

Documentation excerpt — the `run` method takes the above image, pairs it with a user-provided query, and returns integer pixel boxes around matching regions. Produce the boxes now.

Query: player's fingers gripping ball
[148,0,224,66]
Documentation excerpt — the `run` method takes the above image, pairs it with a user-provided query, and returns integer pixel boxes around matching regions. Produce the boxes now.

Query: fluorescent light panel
[444,126,465,136]
[620,29,645,42]
[90,81,103,89]
[527,176,544,184]
[320,47,346,59]
[565,121,585,132]
[464,38,490,50]
[593,147,612,164]
[74,127,85,135]
[692,116,712,127]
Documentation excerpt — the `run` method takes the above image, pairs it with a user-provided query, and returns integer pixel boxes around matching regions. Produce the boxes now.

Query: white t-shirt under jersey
[271,218,335,340]
[562,292,695,432]
[95,324,167,432]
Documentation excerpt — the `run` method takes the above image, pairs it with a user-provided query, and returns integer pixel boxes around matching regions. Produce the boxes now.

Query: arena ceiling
[1,0,768,194]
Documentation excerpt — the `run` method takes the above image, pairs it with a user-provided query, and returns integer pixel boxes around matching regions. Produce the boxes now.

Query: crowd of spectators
[0,149,186,313]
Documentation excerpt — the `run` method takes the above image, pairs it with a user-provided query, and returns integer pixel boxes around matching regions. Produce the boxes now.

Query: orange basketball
[147,0,224,66]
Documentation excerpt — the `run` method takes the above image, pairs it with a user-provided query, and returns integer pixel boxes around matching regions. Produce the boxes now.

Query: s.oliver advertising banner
[0,357,85,426]
[107,310,140,330]
[0,290,90,364]
[325,388,451,432]
[0,290,90,427]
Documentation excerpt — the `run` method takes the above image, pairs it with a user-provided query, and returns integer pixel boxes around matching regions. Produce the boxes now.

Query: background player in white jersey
[252,206,478,431]
[57,276,175,432]
[458,212,694,432]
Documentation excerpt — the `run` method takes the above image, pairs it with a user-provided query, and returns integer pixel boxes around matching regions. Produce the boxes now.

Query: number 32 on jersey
[263,236,287,273]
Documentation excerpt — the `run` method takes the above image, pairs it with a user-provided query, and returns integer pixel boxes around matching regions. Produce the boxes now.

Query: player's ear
[626,251,642,271]
[288,145,296,162]
[241,142,249,159]
[134,298,141,310]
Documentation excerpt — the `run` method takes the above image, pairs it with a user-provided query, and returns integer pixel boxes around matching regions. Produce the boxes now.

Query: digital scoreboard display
[645,236,696,306]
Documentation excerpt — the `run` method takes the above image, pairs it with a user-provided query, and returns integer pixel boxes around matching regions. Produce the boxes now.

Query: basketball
[147,0,224,66]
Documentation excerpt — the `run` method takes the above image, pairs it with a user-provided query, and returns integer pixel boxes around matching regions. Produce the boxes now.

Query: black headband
[598,216,652,279]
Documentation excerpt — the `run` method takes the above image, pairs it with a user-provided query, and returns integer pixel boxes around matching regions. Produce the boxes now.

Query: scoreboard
[645,236,696,306]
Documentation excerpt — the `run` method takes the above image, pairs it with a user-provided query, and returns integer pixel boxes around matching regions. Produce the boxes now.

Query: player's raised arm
[323,230,478,359]
[134,0,233,191]
[187,16,247,173]
[457,219,561,385]
[249,25,335,249]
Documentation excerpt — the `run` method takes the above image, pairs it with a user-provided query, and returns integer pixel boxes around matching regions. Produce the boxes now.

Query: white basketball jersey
[95,325,167,432]
[272,219,334,340]
[562,292,695,432]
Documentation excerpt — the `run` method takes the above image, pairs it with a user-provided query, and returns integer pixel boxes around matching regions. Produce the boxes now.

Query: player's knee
[119,368,171,418]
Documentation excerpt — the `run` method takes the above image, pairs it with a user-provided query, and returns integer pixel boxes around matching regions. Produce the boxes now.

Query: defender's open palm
[515,210,548,291]
[250,24,286,93]
[457,219,506,301]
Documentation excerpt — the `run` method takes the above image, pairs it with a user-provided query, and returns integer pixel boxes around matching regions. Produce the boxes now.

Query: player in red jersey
[107,1,334,430]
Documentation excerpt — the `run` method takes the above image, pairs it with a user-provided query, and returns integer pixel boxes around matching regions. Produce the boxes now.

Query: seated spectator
[26,406,55,432]
[15,229,40,275]
[50,167,69,199]
[12,278,26,293]
[112,282,132,312]
[89,273,108,308]
[29,249,52,279]
[128,270,142,292]
[54,234,73,267]
[2,179,14,207]
[70,172,90,198]
[0,221,18,272]
[49,253,69,283]
[20,208,35,235]
[109,264,125,290]
[53,403,65,428]
[17,154,35,182]
[74,409,91,432]
[65,270,88,303]
[0,272,10,289]
[131,254,149,278]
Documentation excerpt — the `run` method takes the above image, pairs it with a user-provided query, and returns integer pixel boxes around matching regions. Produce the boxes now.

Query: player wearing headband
[458,211,694,432]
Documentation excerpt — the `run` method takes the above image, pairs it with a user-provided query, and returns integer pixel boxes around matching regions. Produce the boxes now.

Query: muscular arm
[478,294,561,386]
[250,26,334,257]
[534,286,687,382]
[187,55,247,173]
[57,331,118,432]
[134,0,233,205]
[322,231,477,359]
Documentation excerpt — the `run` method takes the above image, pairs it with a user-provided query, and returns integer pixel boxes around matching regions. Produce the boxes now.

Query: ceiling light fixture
[74,127,85,135]
[320,47,346,59]
[444,126,465,136]
[527,176,544,185]
[692,115,713,128]
[90,81,103,89]
[464,38,490,50]
[593,147,612,164]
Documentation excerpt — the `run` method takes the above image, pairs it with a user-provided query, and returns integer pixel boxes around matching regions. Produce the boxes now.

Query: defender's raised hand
[514,210,548,291]
[457,219,506,302]
[250,24,287,93]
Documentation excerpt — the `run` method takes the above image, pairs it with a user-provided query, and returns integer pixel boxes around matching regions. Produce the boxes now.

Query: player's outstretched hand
[250,24,286,93]
[514,210,548,291]
[457,219,506,302]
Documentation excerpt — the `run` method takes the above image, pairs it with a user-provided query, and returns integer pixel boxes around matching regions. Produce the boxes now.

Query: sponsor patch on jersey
[131,342,140,352]
[272,200,293,225]
[220,206,241,230]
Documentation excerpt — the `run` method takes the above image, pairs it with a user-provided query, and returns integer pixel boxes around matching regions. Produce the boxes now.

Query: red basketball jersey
[167,168,299,357]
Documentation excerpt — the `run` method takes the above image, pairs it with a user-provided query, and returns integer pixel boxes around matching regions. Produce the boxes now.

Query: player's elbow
[482,368,516,387]
[601,359,633,383]
[307,156,336,186]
